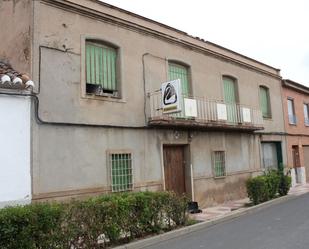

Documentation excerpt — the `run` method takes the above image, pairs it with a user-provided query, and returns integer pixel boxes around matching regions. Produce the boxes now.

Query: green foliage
[0,191,188,249]
[246,175,269,205]
[265,170,280,199]
[0,203,64,249]
[278,173,292,196]
[246,169,292,205]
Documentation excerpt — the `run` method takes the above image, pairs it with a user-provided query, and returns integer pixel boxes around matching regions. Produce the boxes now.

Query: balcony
[148,92,264,131]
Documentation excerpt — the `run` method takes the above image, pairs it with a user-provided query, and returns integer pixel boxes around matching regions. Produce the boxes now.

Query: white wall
[0,95,31,206]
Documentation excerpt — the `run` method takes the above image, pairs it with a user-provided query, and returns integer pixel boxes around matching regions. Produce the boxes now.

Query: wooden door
[163,145,186,195]
[303,146,309,182]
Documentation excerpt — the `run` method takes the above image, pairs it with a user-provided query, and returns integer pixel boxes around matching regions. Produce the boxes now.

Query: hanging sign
[161,79,182,114]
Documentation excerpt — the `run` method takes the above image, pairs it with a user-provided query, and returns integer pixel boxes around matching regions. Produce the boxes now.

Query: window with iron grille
[85,41,118,96]
[110,153,133,192]
[213,151,226,177]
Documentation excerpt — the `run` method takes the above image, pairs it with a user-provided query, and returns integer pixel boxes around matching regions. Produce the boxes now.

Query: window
[259,86,271,118]
[287,98,297,124]
[168,62,190,96]
[110,153,133,192]
[262,143,279,170]
[213,151,226,177]
[304,104,309,126]
[86,41,118,96]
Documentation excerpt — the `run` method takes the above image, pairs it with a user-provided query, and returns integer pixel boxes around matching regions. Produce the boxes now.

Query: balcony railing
[148,92,264,131]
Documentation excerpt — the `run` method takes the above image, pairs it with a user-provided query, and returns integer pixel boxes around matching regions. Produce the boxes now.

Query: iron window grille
[110,153,133,192]
[213,151,226,177]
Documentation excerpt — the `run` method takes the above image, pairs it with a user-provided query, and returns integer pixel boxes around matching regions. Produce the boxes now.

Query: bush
[247,169,292,205]
[0,203,64,249]
[246,175,269,205]
[0,191,189,249]
[265,170,280,199]
[278,173,292,196]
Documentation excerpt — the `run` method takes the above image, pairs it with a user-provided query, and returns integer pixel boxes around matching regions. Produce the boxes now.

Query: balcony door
[223,77,238,123]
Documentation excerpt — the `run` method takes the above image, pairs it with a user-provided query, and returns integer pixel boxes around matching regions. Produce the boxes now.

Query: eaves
[40,0,282,80]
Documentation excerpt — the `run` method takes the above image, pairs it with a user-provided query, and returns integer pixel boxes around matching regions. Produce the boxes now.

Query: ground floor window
[261,142,282,170]
[110,153,133,192]
[213,151,226,177]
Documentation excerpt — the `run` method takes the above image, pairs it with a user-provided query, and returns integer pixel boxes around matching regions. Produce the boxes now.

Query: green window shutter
[168,63,190,96]
[260,86,270,118]
[86,42,117,91]
[223,77,237,103]
[223,77,237,122]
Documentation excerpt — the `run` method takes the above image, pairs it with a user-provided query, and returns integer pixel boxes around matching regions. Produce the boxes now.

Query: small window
[287,98,297,124]
[86,41,118,97]
[110,153,133,192]
[259,86,271,118]
[304,104,309,126]
[213,151,226,177]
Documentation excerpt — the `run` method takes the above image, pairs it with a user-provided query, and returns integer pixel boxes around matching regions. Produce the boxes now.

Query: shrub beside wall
[0,191,188,249]
[246,170,291,205]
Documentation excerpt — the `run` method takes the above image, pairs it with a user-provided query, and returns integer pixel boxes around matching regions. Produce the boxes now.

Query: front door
[163,145,186,195]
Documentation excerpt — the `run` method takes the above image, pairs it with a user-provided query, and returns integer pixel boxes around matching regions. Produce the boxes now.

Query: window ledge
[82,94,127,103]
[213,176,226,179]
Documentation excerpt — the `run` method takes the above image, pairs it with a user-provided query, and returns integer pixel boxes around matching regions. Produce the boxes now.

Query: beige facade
[0,0,287,207]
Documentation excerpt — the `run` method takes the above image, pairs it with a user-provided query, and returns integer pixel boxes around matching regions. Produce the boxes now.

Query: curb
[113,193,305,249]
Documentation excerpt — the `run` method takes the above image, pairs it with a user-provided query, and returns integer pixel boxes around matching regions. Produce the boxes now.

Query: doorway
[163,145,187,195]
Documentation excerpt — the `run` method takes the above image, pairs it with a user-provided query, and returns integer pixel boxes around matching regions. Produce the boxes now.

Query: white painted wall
[0,94,31,206]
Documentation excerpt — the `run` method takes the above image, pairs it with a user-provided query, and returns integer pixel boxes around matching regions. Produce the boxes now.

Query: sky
[101,0,309,86]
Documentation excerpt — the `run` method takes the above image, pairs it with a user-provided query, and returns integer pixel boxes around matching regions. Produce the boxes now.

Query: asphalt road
[147,193,309,249]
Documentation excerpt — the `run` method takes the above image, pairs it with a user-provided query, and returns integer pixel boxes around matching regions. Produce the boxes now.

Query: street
[147,193,309,249]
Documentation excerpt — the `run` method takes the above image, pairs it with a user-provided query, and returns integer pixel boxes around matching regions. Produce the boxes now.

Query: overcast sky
[101,0,309,86]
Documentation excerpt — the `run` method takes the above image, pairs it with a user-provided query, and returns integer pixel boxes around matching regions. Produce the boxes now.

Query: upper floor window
[304,103,309,126]
[85,40,118,97]
[259,86,271,118]
[287,98,297,125]
[168,62,190,96]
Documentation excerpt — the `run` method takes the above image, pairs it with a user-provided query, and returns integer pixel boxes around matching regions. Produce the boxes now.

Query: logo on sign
[161,79,181,113]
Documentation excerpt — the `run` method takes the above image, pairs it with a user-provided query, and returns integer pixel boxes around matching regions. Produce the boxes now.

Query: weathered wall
[0,0,32,73]
[28,0,285,204]
[32,0,284,131]
[0,95,31,206]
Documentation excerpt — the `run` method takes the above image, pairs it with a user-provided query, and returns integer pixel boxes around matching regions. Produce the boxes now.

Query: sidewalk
[190,183,309,222]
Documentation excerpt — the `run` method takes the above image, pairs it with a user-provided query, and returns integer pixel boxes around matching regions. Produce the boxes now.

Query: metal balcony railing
[148,92,264,130]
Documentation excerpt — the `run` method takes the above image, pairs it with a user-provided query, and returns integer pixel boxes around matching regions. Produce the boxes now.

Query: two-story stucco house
[0,0,287,207]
